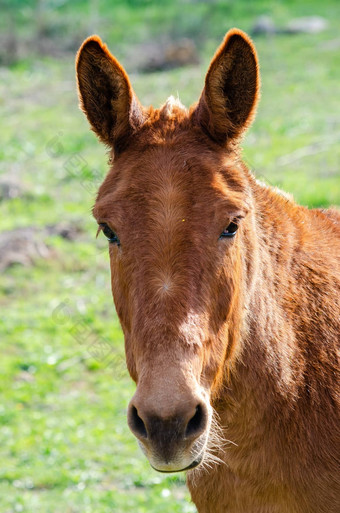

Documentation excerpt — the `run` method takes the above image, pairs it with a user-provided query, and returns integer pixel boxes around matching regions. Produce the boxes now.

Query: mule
[76,29,340,512]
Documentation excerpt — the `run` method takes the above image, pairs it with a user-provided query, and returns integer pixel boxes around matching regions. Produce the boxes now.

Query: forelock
[161,95,187,118]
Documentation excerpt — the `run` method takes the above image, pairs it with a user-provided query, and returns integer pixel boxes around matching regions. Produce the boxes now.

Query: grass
[1,1,340,511]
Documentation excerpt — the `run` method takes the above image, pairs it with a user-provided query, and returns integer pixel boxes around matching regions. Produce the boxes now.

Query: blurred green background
[0,1,339,512]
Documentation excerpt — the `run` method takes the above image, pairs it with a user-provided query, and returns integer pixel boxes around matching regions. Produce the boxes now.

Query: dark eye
[220,221,238,238]
[99,223,120,245]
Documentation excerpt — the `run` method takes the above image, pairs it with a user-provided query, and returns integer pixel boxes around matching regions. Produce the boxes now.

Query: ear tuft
[76,36,144,150]
[193,28,260,145]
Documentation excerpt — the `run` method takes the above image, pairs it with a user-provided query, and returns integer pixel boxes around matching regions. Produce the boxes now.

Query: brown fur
[76,29,340,512]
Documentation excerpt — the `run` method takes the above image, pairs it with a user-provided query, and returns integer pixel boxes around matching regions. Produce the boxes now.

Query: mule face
[77,29,259,472]
[94,141,253,471]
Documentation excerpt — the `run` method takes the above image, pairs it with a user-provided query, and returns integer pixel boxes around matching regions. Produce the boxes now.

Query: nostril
[129,405,148,439]
[185,404,206,438]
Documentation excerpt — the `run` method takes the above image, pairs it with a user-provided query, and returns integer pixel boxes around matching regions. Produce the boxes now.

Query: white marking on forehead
[162,95,187,116]
[178,312,206,346]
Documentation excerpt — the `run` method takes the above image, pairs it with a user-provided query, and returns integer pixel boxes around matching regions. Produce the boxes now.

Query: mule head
[76,29,260,472]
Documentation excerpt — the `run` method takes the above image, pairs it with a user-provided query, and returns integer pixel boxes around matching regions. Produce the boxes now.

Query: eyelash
[220,221,239,238]
[99,223,120,245]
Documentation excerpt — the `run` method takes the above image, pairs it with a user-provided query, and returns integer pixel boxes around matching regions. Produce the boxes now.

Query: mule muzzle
[127,397,210,472]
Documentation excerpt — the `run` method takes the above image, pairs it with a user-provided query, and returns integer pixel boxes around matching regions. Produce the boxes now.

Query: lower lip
[151,453,204,473]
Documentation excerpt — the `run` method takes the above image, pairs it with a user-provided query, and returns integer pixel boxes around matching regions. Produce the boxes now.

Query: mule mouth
[150,452,204,473]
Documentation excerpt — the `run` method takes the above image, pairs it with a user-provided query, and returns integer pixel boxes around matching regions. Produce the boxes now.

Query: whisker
[188,409,236,485]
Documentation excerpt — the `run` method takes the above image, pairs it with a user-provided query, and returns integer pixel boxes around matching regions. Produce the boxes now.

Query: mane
[161,95,187,118]
[134,95,191,144]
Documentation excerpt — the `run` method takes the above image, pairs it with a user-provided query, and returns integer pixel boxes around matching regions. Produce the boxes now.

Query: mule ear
[76,36,144,150]
[193,29,260,144]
